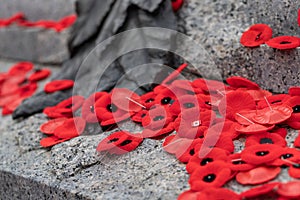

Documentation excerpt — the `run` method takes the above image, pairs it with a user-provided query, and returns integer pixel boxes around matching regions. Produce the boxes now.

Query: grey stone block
[0,27,71,64]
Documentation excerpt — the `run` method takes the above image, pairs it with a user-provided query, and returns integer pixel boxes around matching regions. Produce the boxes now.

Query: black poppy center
[205,101,212,106]
[293,164,300,168]
[255,151,270,156]
[282,154,293,159]
[255,32,262,41]
[280,41,291,44]
[120,140,132,146]
[200,158,213,166]
[259,138,274,144]
[153,115,165,121]
[203,174,216,183]
[184,102,195,108]
[90,105,94,113]
[106,104,118,112]
[66,104,73,108]
[189,149,195,156]
[108,138,119,143]
[141,113,146,118]
[161,97,174,105]
[293,105,300,113]
[145,98,154,103]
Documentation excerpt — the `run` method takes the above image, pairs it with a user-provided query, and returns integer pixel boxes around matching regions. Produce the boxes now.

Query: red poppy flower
[28,69,51,82]
[55,14,77,32]
[226,76,260,90]
[252,104,293,125]
[266,36,300,50]
[54,117,86,138]
[235,110,257,125]
[257,94,291,109]
[18,82,38,98]
[111,88,142,112]
[286,96,300,114]
[202,128,235,153]
[171,79,194,94]
[218,91,256,121]
[186,147,229,174]
[245,132,286,147]
[96,131,143,155]
[170,94,204,116]
[177,190,206,200]
[44,80,74,93]
[140,91,156,109]
[240,182,280,199]
[240,24,273,47]
[289,86,300,96]
[228,153,256,171]
[286,114,300,129]
[208,120,240,139]
[201,188,240,200]
[95,92,130,126]
[130,109,148,123]
[288,163,300,179]
[192,78,227,96]
[245,89,272,102]
[81,92,107,123]
[2,98,25,115]
[141,106,174,138]
[8,61,33,75]
[235,123,275,134]
[40,117,67,135]
[236,166,281,185]
[40,135,71,148]
[269,147,300,167]
[270,127,287,138]
[189,161,231,191]
[277,181,300,198]
[154,87,178,109]
[241,144,284,165]
[171,0,184,12]
[43,96,84,118]
[174,108,215,139]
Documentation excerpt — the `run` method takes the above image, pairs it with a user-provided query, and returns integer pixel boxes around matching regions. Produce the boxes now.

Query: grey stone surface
[0,0,75,21]
[0,27,71,64]
[178,0,300,93]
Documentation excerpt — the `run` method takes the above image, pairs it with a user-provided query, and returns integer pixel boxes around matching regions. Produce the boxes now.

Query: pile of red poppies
[240,9,300,49]
[38,62,300,199]
[0,12,76,32]
[0,62,50,115]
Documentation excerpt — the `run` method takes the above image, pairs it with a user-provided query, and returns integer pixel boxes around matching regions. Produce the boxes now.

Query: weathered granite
[178,0,300,93]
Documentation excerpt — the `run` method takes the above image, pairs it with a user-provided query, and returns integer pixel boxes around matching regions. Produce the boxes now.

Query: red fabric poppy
[289,86,300,96]
[235,110,257,125]
[235,123,275,134]
[174,108,215,139]
[140,91,156,109]
[171,0,184,12]
[28,69,51,82]
[240,24,273,47]
[286,113,300,129]
[40,117,67,135]
[295,132,300,148]
[18,82,38,98]
[95,92,130,126]
[192,78,227,96]
[111,88,142,112]
[8,62,33,75]
[40,135,71,148]
[201,188,240,200]
[81,92,107,123]
[202,132,234,153]
[270,127,287,138]
[141,106,174,138]
[44,80,74,93]
[54,14,77,32]
[171,79,195,94]
[236,166,281,185]
[226,76,260,90]
[241,144,284,165]
[0,12,24,27]
[239,182,280,199]
[154,87,177,108]
[177,190,205,200]
[288,164,300,179]
[228,153,256,171]
[245,132,286,147]
[96,131,143,155]
[207,120,240,139]
[269,147,300,167]
[286,96,300,114]
[218,90,256,121]
[257,94,291,109]
[266,36,300,50]
[189,161,231,191]
[277,181,300,198]
[170,94,204,116]
[252,104,293,125]
[130,109,148,123]
[186,147,229,174]
[54,117,86,138]
[245,89,272,102]
[43,106,72,119]
[2,98,25,115]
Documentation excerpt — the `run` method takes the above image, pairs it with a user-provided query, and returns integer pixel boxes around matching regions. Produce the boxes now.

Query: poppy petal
[266,36,300,50]
[54,117,86,138]
[39,118,67,135]
[44,80,74,93]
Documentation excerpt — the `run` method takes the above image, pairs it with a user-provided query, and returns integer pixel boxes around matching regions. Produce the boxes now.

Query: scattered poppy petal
[54,117,86,138]
[40,136,71,148]
[266,36,300,50]
[40,118,67,135]
[44,80,74,93]
[277,181,300,198]
[226,76,260,90]
[240,24,273,47]
[28,69,51,82]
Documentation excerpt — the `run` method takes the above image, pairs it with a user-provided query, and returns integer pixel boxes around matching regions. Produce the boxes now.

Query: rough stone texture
[0,27,71,64]
[178,0,300,93]
[0,0,75,21]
